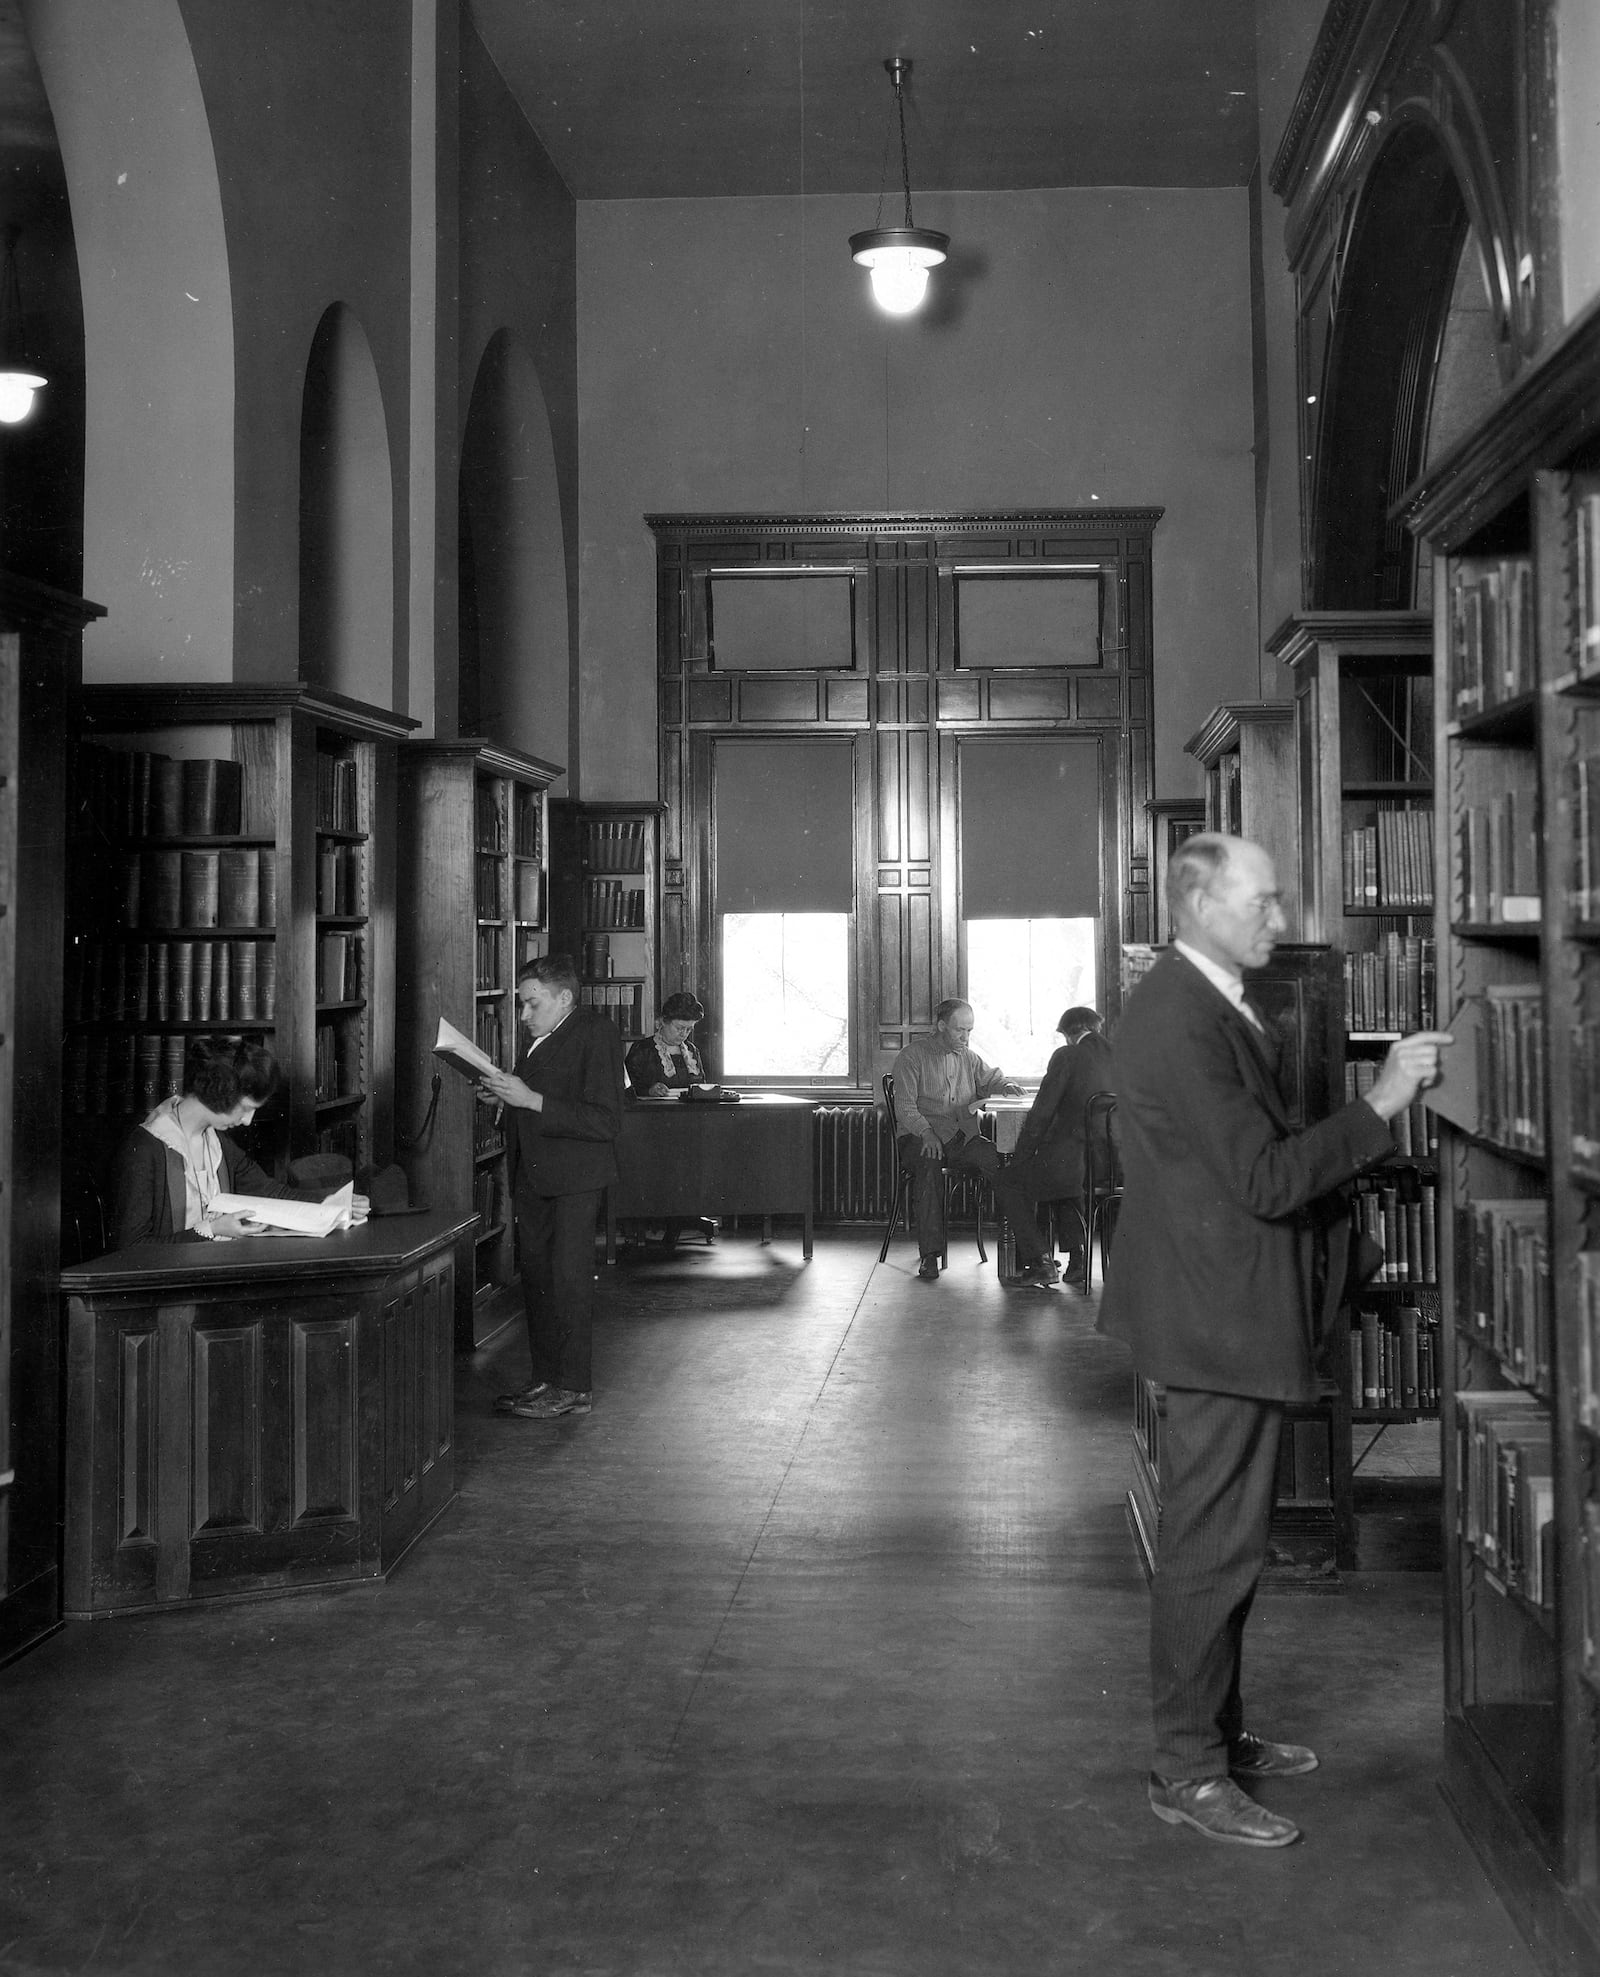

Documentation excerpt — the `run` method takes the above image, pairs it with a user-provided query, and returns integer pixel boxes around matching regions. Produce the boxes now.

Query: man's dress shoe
[494,1383,550,1414]
[1228,1731,1319,1776]
[917,1255,941,1281]
[1147,1774,1300,1847]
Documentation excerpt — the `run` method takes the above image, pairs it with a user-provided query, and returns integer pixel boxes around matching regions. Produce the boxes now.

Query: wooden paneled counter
[606,1094,816,1261]
[60,1210,474,1618]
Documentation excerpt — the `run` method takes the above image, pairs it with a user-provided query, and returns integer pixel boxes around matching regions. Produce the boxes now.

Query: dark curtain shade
[960,737,1101,919]
[715,738,855,915]
[954,570,1102,669]
[709,570,855,671]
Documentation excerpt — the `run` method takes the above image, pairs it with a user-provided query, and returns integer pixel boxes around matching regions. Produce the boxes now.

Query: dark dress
[624,1034,703,1093]
[109,1126,322,1250]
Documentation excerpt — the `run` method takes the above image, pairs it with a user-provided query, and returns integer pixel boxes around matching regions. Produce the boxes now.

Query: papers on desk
[210,1183,357,1238]
[433,1016,500,1084]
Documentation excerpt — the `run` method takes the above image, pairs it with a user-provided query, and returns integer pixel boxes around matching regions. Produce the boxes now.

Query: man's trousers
[1149,1385,1285,1781]
[896,1131,1047,1266]
[514,1186,603,1394]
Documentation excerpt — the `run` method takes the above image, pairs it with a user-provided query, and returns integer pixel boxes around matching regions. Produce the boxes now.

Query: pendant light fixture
[0,226,45,426]
[849,58,948,317]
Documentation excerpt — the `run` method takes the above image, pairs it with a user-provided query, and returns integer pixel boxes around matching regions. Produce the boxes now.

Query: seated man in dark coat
[1007,1005,1115,1289]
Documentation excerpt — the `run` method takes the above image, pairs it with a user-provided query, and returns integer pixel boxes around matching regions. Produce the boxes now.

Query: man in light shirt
[889,998,1058,1288]
[1099,833,1448,1849]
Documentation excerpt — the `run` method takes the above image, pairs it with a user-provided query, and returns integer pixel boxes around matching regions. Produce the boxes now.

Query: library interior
[2,3,1599,1972]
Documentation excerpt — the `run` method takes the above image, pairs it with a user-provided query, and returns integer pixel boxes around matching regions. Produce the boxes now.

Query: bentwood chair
[1082,1091,1123,1290]
[879,1073,987,1267]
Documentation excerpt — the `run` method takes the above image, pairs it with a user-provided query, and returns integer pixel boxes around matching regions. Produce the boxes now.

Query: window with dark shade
[709,569,856,671]
[958,737,1102,920]
[715,739,855,914]
[953,568,1104,669]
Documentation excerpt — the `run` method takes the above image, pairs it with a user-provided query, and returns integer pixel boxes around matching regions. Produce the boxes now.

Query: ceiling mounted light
[850,57,948,317]
[0,226,45,426]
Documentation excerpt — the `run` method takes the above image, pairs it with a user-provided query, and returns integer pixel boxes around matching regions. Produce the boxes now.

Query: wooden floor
[0,1231,1533,1976]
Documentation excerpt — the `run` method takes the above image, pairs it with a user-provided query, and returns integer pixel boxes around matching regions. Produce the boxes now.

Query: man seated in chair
[1007,1005,1115,1291]
[890,998,1058,1288]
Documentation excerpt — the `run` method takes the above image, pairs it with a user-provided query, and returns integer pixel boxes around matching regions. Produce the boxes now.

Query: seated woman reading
[624,991,707,1095]
[109,1037,366,1248]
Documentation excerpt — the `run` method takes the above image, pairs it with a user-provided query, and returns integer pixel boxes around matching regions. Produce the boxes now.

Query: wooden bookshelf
[395,741,559,1347]
[1185,701,1302,937]
[1273,614,1442,1450]
[1402,299,1600,1973]
[549,800,664,1044]
[1143,796,1204,942]
[63,686,413,1215]
[0,577,101,1668]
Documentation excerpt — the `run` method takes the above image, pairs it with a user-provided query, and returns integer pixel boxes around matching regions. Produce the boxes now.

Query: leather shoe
[917,1255,941,1281]
[494,1382,550,1413]
[1148,1773,1300,1847]
[1013,1258,1058,1290]
[507,1386,592,1419]
[1229,1731,1319,1777]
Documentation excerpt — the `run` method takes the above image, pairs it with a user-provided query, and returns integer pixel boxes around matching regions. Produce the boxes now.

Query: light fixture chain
[895,65,915,228]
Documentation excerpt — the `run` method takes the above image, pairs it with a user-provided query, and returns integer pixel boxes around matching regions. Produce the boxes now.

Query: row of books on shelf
[474,861,544,926]
[1342,810,1433,911]
[477,1007,505,1067]
[69,937,278,1026]
[1473,986,1546,1153]
[317,1117,360,1166]
[1566,754,1600,919]
[473,1164,505,1236]
[316,932,363,1005]
[1455,791,1540,924]
[66,1029,270,1118]
[1342,933,1436,1035]
[1343,1063,1435,1158]
[313,1020,362,1104]
[1459,1197,1551,1396]
[579,981,645,1033]
[112,848,278,931]
[1569,486,1600,679]
[1455,1390,1553,1610]
[583,880,646,929]
[315,753,361,832]
[473,1107,503,1159]
[1350,1172,1437,1283]
[1569,1022,1600,1178]
[1348,1305,1439,1413]
[73,746,246,841]
[475,926,502,993]
[316,843,362,917]
[1447,554,1535,719]
[583,819,649,875]
[1576,1254,1600,1434]
[473,782,545,861]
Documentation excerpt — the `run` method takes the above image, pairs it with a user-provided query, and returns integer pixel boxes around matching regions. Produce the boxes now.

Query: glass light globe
[0,370,45,424]
[869,251,931,315]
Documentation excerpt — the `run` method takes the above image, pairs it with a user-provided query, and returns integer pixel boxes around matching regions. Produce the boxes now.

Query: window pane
[709,571,856,670]
[965,919,1098,1078]
[722,913,851,1078]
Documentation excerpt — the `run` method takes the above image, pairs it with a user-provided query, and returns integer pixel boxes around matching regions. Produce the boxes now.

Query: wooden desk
[606,1094,816,1261]
[60,1210,475,1619]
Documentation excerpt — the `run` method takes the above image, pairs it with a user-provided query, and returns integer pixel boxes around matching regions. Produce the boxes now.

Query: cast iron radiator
[810,1103,985,1226]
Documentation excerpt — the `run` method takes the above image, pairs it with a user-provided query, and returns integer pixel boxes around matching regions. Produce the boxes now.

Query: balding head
[1168,833,1286,975]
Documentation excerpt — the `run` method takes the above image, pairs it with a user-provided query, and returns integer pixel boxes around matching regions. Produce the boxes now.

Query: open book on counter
[210,1182,358,1239]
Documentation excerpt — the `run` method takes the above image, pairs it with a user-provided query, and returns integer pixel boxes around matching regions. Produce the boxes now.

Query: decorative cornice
[645,509,1164,539]
[402,737,564,785]
[0,570,106,636]
[81,680,419,742]
[1184,700,1294,767]
[1266,610,1433,670]
[1269,0,1368,201]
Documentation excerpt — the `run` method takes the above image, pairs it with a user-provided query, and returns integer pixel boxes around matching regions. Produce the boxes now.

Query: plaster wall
[1557,0,1600,322]
[578,188,1258,803]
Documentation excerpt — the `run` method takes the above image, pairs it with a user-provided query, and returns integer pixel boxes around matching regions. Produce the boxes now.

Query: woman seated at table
[109,1037,366,1248]
[625,992,707,1095]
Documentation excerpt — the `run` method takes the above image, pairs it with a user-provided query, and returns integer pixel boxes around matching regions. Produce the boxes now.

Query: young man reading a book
[477,954,626,1420]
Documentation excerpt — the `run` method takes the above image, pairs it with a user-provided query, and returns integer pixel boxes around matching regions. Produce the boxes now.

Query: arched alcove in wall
[1313,123,1505,610]
[458,331,570,766]
[22,0,234,677]
[298,304,394,708]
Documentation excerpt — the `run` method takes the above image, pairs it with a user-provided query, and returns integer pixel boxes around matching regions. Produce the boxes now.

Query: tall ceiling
[469,0,1263,201]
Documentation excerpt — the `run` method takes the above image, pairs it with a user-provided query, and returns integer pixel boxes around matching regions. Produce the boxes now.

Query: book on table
[209,1182,357,1238]
[433,1015,501,1084]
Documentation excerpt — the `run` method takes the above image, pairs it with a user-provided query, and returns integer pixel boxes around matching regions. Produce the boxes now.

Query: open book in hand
[433,1016,500,1084]
[210,1182,359,1239]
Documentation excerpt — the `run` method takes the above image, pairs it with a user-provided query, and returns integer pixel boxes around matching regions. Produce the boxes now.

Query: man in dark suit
[478,953,625,1420]
[1099,833,1446,1847]
[1007,1004,1115,1288]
